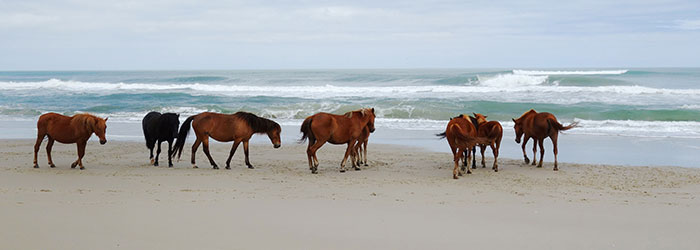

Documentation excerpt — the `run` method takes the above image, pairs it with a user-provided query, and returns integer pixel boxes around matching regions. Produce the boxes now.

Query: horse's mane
[71,113,100,133]
[515,109,537,121]
[234,112,280,133]
[344,108,372,119]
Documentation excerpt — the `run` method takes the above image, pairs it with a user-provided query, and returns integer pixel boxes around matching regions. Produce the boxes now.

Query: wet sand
[1,139,700,249]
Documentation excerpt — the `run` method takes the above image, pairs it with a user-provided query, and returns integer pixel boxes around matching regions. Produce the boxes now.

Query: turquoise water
[2,68,700,138]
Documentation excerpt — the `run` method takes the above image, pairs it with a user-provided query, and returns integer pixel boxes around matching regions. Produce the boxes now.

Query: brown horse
[353,125,371,167]
[437,114,490,179]
[172,112,281,169]
[33,113,108,170]
[299,108,376,174]
[512,109,578,170]
[473,113,503,172]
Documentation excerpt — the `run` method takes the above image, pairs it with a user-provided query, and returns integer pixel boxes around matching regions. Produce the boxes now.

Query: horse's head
[364,108,376,133]
[166,113,180,138]
[95,117,108,144]
[512,118,523,144]
[473,113,488,125]
[267,122,282,148]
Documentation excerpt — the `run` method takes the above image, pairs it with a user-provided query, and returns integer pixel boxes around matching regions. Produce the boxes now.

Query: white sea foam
[3,78,700,106]
[513,69,629,75]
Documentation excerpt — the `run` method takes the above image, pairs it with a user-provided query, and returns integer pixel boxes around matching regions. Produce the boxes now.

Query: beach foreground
[2,139,700,249]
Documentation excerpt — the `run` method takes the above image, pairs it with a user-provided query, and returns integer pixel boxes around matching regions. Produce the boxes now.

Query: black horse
[142,112,180,167]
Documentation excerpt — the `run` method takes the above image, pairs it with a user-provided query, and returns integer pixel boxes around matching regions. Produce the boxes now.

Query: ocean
[2,68,700,167]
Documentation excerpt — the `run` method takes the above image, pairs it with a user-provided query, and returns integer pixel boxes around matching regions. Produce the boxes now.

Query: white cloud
[675,19,700,30]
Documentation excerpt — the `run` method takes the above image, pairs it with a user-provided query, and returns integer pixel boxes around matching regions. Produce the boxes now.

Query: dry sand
[1,139,700,249]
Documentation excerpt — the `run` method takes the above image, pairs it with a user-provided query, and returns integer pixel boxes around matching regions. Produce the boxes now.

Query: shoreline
[2,139,700,249]
[3,119,700,168]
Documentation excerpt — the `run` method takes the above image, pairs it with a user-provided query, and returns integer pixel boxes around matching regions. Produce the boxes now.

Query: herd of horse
[31,108,577,179]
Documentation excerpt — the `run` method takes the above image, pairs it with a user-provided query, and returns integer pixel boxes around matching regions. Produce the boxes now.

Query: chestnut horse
[437,114,491,179]
[172,112,281,169]
[473,113,503,172]
[299,108,376,174]
[353,125,371,167]
[33,113,108,170]
[512,109,578,170]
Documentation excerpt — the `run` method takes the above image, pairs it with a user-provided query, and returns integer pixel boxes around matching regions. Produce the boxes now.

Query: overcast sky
[1,0,699,70]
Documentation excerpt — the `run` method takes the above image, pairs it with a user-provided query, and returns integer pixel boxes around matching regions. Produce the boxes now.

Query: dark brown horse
[172,112,281,169]
[512,109,578,170]
[299,108,376,174]
[473,113,503,172]
[437,114,490,179]
[353,125,371,167]
[33,113,108,170]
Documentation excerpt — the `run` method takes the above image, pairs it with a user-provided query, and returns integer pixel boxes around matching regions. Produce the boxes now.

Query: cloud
[674,19,700,30]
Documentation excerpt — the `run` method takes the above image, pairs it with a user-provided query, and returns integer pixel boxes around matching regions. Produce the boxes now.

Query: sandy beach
[1,139,699,249]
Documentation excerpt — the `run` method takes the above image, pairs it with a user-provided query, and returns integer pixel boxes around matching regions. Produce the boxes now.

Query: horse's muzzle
[100,140,107,145]
[274,144,281,148]
[369,128,376,133]
[514,138,520,144]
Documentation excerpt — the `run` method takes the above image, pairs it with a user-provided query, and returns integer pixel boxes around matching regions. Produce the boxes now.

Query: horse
[472,113,503,172]
[299,108,376,174]
[353,125,371,167]
[142,112,180,167]
[171,112,281,169]
[437,114,491,179]
[512,109,578,170]
[33,113,108,170]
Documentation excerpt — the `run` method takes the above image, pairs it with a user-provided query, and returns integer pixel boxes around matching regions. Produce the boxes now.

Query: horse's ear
[512,118,516,122]
[473,112,477,117]
[484,115,488,118]
[176,114,180,117]
[104,117,109,122]
[371,108,375,114]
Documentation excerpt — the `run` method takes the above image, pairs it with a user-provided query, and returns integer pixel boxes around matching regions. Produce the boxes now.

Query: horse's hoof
[458,172,463,176]
[150,159,155,165]
[553,168,559,171]
[247,165,254,169]
[482,165,486,168]
[192,165,198,169]
[311,167,318,174]
[168,164,173,168]
[453,175,459,179]
[364,163,368,167]
[79,167,85,170]
[49,164,56,168]
[471,166,477,169]
[33,164,39,168]
[467,171,472,174]
[213,166,219,170]
[339,169,346,173]
[494,169,498,172]
[225,166,231,170]
[71,163,77,169]
[154,162,159,166]
[354,167,361,171]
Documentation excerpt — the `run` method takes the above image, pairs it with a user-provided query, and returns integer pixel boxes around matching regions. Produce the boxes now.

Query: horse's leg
[537,139,545,168]
[521,136,530,164]
[308,139,325,174]
[340,140,356,172]
[453,148,462,179]
[71,141,86,170]
[191,138,201,168]
[551,134,559,171]
[362,140,368,166]
[201,137,218,169]
[351,141,361,171]
[531,137,538,166]
[491,142,499,172]
[466,147,473,174]
[167,139,174,167]
[225,140,241,170]
[154,140,162,166]
[480,144,486,168]
[471,146,476,169]
[46,137,56,168]
[243,140,254,169]
[306,140,314,172]
[355,142,362,166]
[149,139,155,165]
[33,132,46,168]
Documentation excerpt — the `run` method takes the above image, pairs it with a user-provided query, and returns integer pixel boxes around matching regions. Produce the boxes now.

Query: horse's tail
[172,115,196,160]
[549,119,579,132]
[299,116,314,143]
[436,131,447,139]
